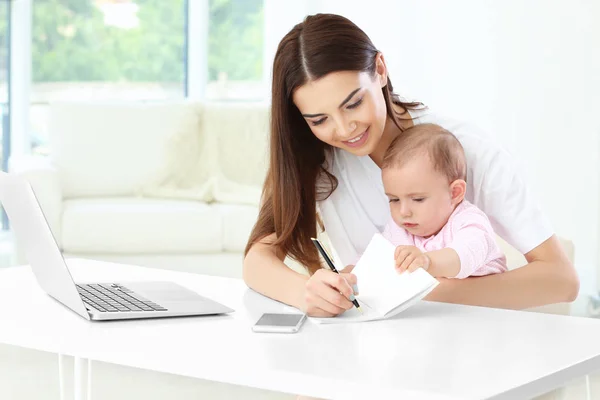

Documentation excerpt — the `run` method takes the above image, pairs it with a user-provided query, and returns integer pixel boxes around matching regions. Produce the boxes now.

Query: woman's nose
[335,120,357,139]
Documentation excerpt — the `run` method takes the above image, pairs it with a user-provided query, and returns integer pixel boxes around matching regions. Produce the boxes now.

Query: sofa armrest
[8,155,64,263]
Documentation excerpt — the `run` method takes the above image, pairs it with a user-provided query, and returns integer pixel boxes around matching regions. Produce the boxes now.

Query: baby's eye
[311,118,327,126]
[413,198,425,203]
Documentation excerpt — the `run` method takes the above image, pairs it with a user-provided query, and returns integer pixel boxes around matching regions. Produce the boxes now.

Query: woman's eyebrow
[338,88,361,108]
[301,87,361,118]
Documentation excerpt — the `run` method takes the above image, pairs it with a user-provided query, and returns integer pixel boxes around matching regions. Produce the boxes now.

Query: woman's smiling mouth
[343,128,369,148]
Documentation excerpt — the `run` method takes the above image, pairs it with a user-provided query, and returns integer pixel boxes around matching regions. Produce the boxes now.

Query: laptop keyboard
[76,283,168,313]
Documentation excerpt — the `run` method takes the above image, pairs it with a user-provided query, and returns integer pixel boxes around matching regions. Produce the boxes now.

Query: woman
[243,13,579,317]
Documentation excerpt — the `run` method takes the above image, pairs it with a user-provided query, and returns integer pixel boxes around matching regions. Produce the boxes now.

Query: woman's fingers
[305,270,356,316]
[341,264,355,273]
[302,294,337,317]
[317,277,354,310]
[304,307,336,318]
[340,271,359,295]
[308,287,349,315]
[339,268,358,292]
[316,269,355,297]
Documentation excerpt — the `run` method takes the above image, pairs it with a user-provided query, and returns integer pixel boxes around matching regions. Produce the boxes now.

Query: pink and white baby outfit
[382,200,507,278]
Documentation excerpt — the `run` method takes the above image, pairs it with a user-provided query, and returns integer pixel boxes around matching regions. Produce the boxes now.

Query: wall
[263,0,600,294]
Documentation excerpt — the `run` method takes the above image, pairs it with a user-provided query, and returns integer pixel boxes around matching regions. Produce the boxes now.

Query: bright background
[2,0,599,295]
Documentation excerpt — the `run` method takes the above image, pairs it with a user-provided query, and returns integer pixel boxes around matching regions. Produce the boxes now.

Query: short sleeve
[418,113,554,254]
[446,209,502,278]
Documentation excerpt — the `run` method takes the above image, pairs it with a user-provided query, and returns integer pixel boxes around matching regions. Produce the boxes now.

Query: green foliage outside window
[30,0,264,83]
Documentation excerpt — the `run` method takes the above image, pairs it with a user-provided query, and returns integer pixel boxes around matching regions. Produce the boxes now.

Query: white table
[2,259,600,400]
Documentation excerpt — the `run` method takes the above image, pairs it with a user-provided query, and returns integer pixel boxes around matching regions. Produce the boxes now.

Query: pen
[310,237,362,313]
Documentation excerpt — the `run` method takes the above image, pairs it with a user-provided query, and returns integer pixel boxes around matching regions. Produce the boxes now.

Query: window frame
[185,0,208,99]
[10,0,30,158]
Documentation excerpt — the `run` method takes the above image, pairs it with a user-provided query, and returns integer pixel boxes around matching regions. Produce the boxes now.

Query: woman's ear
[375,53,388,88]
[450,179,467,205]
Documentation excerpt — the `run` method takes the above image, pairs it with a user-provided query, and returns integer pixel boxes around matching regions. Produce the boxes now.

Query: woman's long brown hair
[244,14,422,274]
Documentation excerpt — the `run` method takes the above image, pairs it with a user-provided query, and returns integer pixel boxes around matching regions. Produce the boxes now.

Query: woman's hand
[302,265,358,317]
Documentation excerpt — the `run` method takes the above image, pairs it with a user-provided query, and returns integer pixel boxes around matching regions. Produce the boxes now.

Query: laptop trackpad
[124,281,208,303]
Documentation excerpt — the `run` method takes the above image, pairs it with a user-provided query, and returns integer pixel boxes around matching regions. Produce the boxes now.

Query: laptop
[0,171,234,321]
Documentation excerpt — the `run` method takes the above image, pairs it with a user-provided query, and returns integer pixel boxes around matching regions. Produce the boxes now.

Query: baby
[381,123,507,279]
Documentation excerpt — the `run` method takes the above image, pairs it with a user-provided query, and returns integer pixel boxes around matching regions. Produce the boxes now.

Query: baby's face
[382,155,457,237]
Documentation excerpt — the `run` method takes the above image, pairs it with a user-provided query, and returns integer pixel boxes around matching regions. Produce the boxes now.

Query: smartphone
[252,313,307,333]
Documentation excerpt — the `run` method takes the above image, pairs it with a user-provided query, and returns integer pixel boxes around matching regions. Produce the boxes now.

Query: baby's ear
[450,179,467,205]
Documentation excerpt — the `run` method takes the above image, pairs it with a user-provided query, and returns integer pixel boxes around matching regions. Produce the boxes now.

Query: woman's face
[292,62,388,156]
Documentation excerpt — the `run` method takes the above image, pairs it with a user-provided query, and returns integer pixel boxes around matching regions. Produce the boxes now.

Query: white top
[2,259,600,400]
[318,108,553,266]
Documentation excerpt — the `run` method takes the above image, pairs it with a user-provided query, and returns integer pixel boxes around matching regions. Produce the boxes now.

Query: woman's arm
[424,235,579,309]
[243,233,309,309]
[243,233,358,316]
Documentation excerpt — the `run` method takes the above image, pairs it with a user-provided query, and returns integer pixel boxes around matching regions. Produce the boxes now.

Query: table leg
[74,357,91,400]
[585,374,591,400]
[59,354,91,400]
[87,358,92,400]
[58,354,67,400]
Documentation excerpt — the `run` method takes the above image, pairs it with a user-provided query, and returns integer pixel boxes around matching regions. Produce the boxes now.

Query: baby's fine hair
[382,123,467,183]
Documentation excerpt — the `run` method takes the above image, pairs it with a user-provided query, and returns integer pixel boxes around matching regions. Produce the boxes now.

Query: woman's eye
[311,118,327,126]
[347,98,363,110]
[413,198,425,203]
[388,198,399,203]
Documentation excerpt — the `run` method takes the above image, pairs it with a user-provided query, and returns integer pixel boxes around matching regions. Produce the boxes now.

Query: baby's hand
[394,245,431,274]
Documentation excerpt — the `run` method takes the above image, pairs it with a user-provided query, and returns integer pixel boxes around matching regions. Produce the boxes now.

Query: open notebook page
[311,234,438,324]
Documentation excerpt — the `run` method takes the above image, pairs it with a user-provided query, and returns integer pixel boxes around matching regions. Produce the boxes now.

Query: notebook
[311,233,439,324]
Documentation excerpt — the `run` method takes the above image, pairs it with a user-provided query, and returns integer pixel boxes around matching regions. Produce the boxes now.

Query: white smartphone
[252,313,307,333]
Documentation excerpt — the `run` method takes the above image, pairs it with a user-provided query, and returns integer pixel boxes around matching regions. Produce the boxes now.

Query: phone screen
[255,313,305,327]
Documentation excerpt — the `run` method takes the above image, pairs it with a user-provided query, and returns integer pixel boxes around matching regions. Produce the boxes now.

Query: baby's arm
[431,208,501,279]
[424,249,461,278]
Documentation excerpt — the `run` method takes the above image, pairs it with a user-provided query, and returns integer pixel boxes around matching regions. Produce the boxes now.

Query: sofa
[10,100,574,318]
[10,100,273,278]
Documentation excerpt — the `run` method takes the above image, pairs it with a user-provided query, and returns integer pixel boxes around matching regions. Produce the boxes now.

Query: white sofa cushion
[215,204,259,252]
[61,198,222,253]
[204,102,270,206]
[50,101,210,198]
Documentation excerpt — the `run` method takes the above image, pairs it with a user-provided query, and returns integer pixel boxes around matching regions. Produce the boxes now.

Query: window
[31,0,187,155]
[206,0,265,100]
[28,0,266,155]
